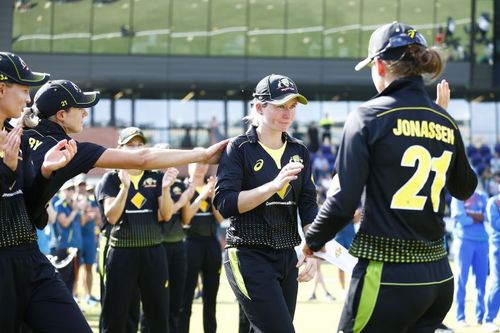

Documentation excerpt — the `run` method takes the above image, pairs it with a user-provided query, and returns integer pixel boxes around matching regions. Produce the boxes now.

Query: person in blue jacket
[483,186,500,332]
[451,189,489,326]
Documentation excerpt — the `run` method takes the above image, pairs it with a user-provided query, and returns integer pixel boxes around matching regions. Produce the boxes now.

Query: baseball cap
[74,174,87,186]
[253,74,308,106]
[0,52,49,86]
[34,80,100,118]
[355,22,428,71]
[118,127,147,145]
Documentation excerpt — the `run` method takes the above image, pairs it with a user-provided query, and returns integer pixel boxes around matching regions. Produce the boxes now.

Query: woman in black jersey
[98,127,175,333]
[0,52,91,332]
[214,74,318,333]
[303,22,477,333]
[179,159,223,333]
[150,144,195,333]
[20,79,227,228]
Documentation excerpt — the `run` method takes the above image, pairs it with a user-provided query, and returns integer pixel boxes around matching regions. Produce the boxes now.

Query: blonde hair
[384,45,446,82]
[21,105,41,128]
[243,98,262,127]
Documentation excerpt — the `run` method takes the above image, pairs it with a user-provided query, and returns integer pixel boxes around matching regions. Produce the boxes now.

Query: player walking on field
[215,74,318,333]
[303,22,477,333]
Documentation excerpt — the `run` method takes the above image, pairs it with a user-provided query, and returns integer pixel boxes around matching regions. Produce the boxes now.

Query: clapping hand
[162,168,179,189]
[436,79,450,110]
[1,127,22,172]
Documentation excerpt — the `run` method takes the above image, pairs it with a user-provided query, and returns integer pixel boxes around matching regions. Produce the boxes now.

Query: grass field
[11,0,494,59]
[80,260,494,333]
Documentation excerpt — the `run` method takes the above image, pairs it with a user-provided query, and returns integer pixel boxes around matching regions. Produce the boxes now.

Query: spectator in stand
[490,152,500,174]
[319,111,334,143]
[452,189,489,327]
[307,121,320,153]
[312,151,330,181]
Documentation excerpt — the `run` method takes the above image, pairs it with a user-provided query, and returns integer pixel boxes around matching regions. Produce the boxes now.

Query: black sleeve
[298,147,318,228]
[0,161,16,195]
[99,172,121,201]
[214,139,244,218]
[306,109,370,251]
[156,171,164,198]
[446,129,478,200]
[55,142,106,181]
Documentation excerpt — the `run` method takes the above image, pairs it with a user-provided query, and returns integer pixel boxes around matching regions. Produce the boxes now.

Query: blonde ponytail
[21,105,40,128]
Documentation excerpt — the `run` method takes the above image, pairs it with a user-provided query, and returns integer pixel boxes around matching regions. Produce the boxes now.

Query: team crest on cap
[289,155,303,164]
[143,177,157,188]
[19,58,28,70]
[0,74,8,81]
[277,78,295,92]
[70,81,82,93]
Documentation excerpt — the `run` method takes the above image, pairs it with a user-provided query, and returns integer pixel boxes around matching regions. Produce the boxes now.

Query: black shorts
[338,257,453,333]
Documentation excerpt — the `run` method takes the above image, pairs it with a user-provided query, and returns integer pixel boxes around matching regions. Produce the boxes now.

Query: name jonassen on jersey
[392,118,454,145]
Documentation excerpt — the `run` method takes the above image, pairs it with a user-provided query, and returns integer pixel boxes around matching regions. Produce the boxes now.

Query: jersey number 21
[391,145,453,212]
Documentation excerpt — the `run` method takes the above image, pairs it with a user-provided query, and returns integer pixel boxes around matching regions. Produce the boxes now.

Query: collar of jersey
[245,125,300,144]
[373,75,426,100]
[35,119,68,137]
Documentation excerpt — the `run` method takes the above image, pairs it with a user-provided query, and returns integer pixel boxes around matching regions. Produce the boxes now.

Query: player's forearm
[237,182,278,214]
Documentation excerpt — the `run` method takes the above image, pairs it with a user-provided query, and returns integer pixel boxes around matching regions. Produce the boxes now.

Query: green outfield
[80,261,492,333]
[11,0,493,59]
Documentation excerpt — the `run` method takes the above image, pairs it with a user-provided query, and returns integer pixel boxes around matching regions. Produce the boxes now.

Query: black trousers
[338,257,454,333]
[101,245,169,333]
[55,248,79,293]
[224,246,298,333]
[0,243,91,333]
[141,241,187,333]
[179,236,221,333]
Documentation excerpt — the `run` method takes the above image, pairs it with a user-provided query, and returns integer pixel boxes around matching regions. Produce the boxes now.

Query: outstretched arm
[94,140,228,170]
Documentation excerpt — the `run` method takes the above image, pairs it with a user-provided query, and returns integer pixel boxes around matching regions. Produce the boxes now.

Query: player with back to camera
[303,22,477,333]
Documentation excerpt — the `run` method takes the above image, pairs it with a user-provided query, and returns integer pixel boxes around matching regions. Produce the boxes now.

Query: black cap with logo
[355,22,428,71]
[118,127,147,145]
[34,80,100,118]
[0,52,49,86]
[253,74,308,105]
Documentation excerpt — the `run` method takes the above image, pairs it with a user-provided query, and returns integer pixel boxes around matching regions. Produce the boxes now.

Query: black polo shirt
[184,180,219,238]
[23,119,106,225]
[214,125,318,249]
[160,178,186,243]
[99,170,164,248]
[306,76,477,263]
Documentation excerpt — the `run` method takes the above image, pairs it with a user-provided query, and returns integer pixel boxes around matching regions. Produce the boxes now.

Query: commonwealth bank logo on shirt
[172,186,182,195]
[276,184,291,200]
[253,159,264,172]
[131,192,147,209]
[142,177,157,188]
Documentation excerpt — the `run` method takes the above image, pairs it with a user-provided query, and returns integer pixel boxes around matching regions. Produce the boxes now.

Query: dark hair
[384,44,445,82]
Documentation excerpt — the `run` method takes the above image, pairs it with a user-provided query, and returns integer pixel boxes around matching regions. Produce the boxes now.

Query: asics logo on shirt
[253,159,264,172]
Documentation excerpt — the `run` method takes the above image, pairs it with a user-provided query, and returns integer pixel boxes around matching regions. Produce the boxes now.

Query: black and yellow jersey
[160,179,186,243]
[0,121,50,247]
[23,119,106,227]
[184,182,218,238]
[98,170,164,248]
[214,125,318,250]
[306,76,477,263]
